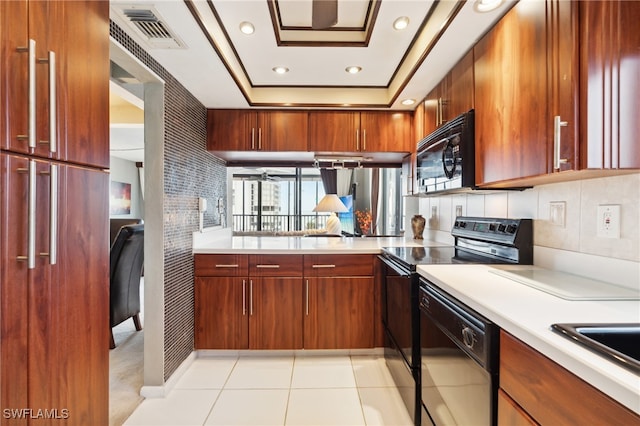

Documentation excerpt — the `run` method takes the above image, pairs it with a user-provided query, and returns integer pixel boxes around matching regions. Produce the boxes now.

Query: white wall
[407,173,640,263]
[110,156,144,219]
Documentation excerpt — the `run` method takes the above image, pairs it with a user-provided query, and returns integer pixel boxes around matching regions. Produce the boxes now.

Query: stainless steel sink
[551,323,640,373]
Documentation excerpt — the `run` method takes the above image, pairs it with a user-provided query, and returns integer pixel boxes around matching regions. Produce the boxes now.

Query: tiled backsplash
[410,173,640,263]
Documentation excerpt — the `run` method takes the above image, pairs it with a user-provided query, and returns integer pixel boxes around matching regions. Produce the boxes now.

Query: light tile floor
[124,355,413,426]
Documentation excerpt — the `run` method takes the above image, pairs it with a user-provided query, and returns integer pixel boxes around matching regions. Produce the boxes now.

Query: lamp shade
[312,194,348,213]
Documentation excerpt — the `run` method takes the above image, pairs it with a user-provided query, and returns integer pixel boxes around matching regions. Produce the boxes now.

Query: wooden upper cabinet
[207,109,257,151]
[260,111,308,151]
[52,0,110,168]
[0,1,109,168]
[309,111,412,153]
[207,109,307,152]
[448,49,475,120]
[474,0,568,185]
[308,111,360,152]
[579,0,640,169]
[360,112,412,152]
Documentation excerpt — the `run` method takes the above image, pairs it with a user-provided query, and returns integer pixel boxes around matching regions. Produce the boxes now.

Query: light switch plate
[549,201,566,227]
[596,204,620,239]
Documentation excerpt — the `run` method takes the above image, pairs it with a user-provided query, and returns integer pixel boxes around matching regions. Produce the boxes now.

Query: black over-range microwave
[416,109,475,195]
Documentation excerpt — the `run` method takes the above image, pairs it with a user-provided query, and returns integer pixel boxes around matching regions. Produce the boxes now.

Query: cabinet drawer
[195,254,248,276]
[500,331,639,425]
[303,254,374,277]
[249,254,303,277]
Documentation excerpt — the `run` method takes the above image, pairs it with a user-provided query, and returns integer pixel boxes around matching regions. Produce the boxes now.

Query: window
[230,166,403,235]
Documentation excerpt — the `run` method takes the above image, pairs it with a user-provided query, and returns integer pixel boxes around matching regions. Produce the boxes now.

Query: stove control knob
[498,224,506,232]
[459,221,467,228]
[488,223,496,231]
[507,224,517,234]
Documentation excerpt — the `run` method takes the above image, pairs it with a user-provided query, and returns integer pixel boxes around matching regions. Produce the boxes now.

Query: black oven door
[379,255,421,425]
[380,256,418,368]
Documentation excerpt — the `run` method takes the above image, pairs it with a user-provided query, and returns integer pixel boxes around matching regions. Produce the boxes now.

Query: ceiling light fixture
[393,16,410,30]
[272,66,289,74]
[401,98,416,106]
[345,66,362,74]
[474,0,503,13]
[239,21,255,34]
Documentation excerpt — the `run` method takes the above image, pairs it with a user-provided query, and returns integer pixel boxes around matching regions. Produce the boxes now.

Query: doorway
[109,38,165,423]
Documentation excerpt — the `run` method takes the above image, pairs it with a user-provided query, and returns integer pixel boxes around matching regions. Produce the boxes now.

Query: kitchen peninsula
[192,228,639,425]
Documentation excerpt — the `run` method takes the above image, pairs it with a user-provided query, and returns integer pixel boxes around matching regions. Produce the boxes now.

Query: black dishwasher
[379,217,533,426]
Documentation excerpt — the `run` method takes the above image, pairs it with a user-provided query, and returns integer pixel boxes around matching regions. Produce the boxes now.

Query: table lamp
[313,194,348,235]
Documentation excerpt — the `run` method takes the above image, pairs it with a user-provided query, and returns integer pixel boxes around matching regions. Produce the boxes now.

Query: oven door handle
[377,255,411,277]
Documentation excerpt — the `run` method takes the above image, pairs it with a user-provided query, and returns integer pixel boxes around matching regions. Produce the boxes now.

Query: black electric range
[378,217,533,426]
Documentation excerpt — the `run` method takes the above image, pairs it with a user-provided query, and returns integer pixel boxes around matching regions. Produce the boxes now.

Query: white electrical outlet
[455,205,463,218]
[596,204,620,239]
[549,201,566,227]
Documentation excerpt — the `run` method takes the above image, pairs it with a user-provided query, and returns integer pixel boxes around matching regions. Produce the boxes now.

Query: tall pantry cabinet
[1,1,110,424]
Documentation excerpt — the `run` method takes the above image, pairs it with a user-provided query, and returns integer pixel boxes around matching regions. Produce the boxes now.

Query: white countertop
[193,233,449,254]
[416,263,640,415]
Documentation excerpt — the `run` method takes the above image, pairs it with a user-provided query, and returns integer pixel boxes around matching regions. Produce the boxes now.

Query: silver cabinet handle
[242,279,246,316]
[251,128,255,150]
[18,39,37,148]
[256,264,280,269]
[48,51,56,153]
[362,129,366,151]
[258,128,262,150]
[553,115,569,170]
[249,280,253,315]
[312,264,335,268]
[49,164,57,265]
[356,129,360,151]
[215,264,239,268]
[305,279,309,316]
[27,160,36,269]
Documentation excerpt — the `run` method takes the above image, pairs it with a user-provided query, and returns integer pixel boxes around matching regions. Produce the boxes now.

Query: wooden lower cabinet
[249,277,303,349]
[304,276,374,349]
[194,253,378,350]
[499,330,640,425]
[497,389,538,426]
[195,277,248,349]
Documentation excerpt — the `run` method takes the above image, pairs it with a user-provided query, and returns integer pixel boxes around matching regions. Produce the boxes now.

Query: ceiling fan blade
[312,0,338,30]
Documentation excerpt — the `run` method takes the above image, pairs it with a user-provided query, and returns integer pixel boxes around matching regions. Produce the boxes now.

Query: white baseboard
[140,351,197,398]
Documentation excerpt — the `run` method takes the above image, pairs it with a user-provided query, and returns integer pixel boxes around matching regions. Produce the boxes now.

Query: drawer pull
[215,264,239,268]
[256,264,280,269]
[312,264,336,268]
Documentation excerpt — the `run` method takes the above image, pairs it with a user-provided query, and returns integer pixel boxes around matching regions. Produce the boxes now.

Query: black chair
[110,224,144,349]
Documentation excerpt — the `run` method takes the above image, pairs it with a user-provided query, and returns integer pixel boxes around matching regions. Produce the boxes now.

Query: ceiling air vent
[113,5,186,49]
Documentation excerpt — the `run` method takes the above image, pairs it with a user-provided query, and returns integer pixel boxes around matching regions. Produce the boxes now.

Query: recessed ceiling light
[272,66,289,74]
[239,21,255,34]
[401,99,416,106]
[474,0,503,13]
[345,66,362,74]
[393,16,410,30]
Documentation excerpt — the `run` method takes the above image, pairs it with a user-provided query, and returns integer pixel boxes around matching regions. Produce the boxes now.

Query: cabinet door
[259,111,308,151]
[249,277,303,349]
[304,277,374,349]
[56,164,109,422]
[308,111,360,152]
[50,0,110,168]
[422,87,439,137]
[195,276,249,349]
[580,0,640,169]
[207,109,256,151]
[497,389,537,426]
[0,0,46,158]
[448,49,475,119]
[360,112,412,152]
[474,0,548,185]
[0,154,31,416]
